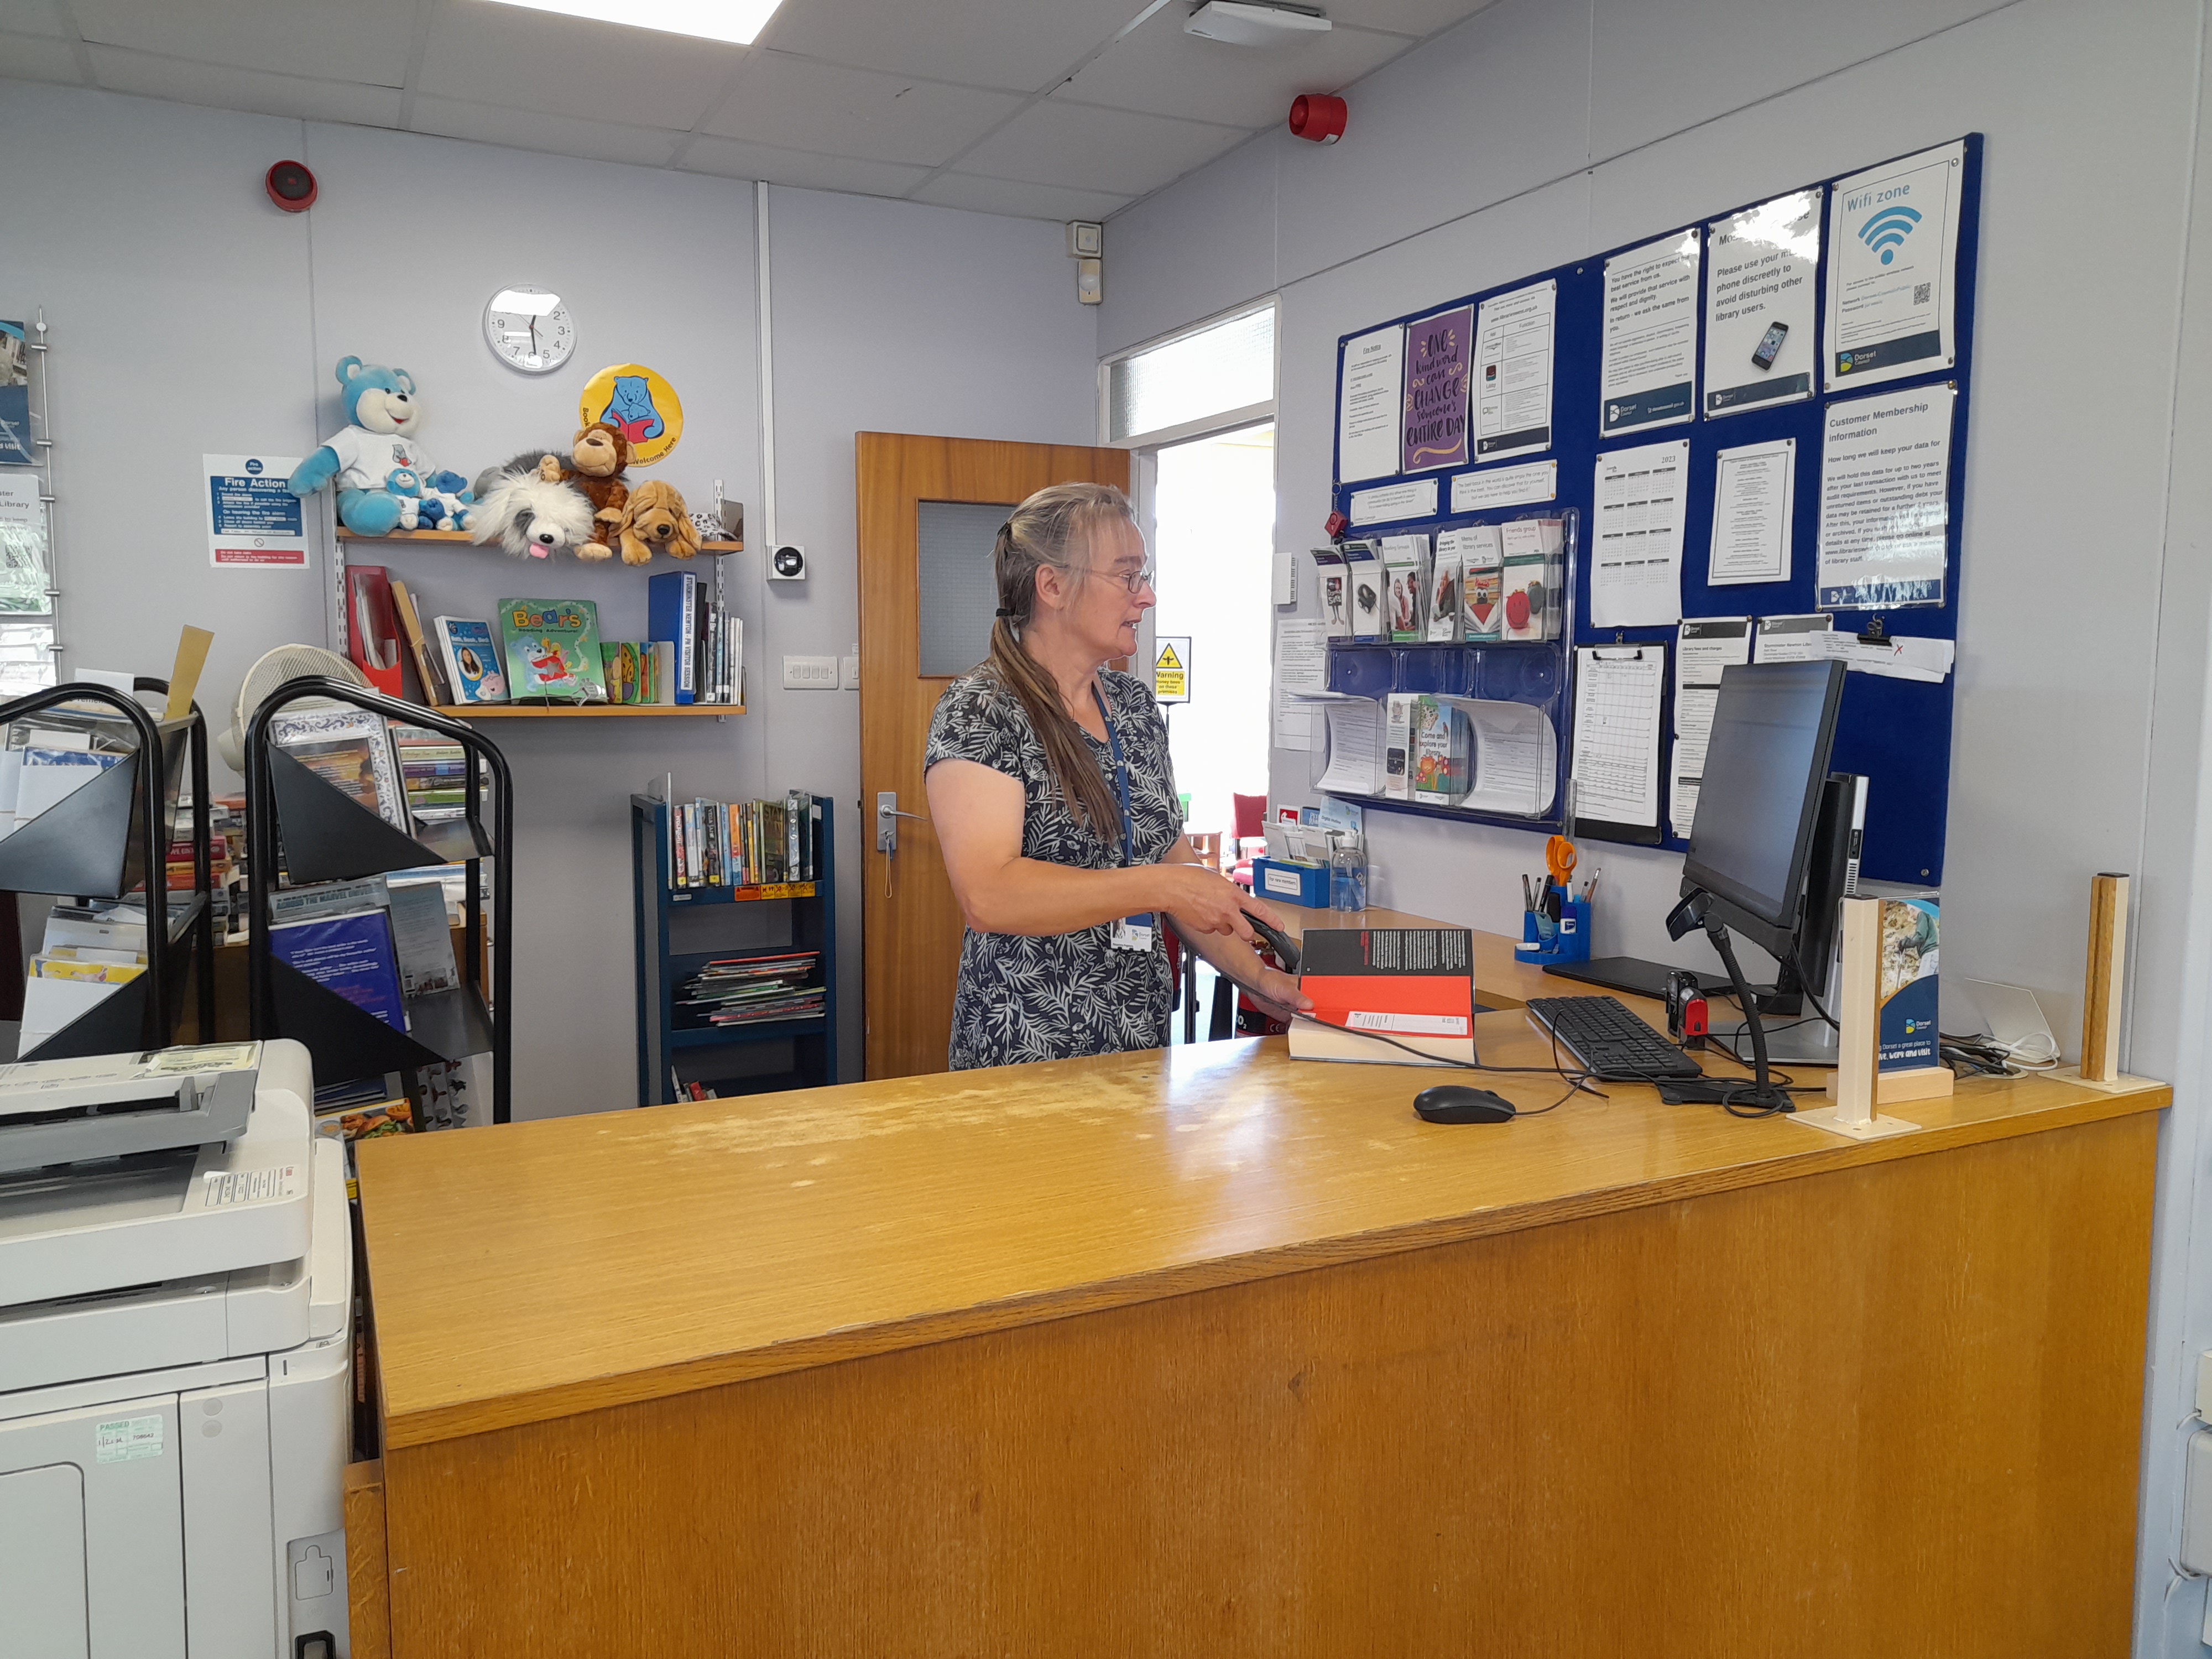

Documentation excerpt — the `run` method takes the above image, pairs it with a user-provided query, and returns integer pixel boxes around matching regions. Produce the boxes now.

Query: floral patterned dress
[924,666,1181,1071]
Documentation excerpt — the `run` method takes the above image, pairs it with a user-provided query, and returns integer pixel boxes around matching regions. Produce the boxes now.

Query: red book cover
[1291,927,1476,1066]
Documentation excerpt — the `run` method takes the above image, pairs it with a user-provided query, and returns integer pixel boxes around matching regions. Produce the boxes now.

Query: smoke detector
[1185,1,1330,46]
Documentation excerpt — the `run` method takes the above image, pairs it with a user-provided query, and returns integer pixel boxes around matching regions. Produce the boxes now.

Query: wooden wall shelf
[337,528,744,554]
[434,703,743,719]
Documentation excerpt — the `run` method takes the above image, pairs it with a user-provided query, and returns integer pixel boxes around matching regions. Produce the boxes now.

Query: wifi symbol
[1859,204,1923,265]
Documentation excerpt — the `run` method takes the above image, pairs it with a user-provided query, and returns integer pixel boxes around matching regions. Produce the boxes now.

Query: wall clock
[483,285,575,374]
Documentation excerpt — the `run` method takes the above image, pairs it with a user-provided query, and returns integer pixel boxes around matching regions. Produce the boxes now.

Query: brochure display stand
[244,677,514,1123]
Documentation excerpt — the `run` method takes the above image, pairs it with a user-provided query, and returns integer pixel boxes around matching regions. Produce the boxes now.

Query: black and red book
[1290,927,1477,1066]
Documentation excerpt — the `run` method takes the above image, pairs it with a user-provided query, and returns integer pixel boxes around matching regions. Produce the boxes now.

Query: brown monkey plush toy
[536,422,630,559]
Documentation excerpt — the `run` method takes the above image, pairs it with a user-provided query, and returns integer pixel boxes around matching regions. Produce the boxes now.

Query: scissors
[1545,833,1578,896]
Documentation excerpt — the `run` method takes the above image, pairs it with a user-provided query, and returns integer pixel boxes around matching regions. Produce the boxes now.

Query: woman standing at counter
[925,482,1308,1071]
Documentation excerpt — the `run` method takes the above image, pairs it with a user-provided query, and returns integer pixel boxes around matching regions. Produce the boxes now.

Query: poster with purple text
[1402,305,1471,473]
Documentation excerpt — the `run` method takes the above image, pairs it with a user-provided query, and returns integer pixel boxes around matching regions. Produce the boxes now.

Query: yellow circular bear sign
[579,363,683,466]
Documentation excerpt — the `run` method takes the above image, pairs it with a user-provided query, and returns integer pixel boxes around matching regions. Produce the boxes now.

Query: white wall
[1099,1,2212,1651]
[0,77,1098,1117]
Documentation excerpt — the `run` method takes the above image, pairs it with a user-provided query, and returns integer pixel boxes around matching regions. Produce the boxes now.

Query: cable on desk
[1281,1007,1606,1113]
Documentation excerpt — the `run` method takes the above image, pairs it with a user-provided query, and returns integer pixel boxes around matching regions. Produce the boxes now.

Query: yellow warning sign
[1153,637,1191,703]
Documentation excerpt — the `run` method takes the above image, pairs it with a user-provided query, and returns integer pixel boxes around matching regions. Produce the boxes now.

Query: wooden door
[858,433,1131,1080]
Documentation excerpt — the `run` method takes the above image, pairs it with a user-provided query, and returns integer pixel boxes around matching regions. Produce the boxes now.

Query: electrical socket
[841,646,859,690]
[782,654,838,690]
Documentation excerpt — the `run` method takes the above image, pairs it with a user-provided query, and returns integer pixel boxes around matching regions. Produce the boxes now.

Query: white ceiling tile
[678,134,928,196]
[417,2,744,132]
[0,32,81,80]
[955,96,1246,197]
[0,1,65,38]
[409,95,682,167]
[1062,11,1411,129]
[86,44,405,124]
[909,171,1134,223]
[764,0,1149,91]
[1319,0,1500,38]
[700,51,1021,168]
[70,0,417,86]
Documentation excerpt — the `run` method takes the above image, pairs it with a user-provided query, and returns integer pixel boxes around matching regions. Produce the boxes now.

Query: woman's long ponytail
[982,483,1134,841]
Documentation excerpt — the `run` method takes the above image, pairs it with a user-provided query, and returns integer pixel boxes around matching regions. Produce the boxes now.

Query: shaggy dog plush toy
[614,479,699,566]
[468,456,597,560]
[537,422,630,557]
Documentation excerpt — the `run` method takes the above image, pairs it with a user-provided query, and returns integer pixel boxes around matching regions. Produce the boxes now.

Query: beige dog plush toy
[615,479,700,566]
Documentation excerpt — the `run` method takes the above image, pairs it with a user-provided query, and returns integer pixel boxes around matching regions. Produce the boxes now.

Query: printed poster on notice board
[1401,306,1471,473]
[1600,230,1700,436]
[1473,279,1555,460]
[1338,325,1404,483]
[1704,189,1820,416]
[1824,139,1966,391]
[1816,387,1954,609]
[205,454,308,570]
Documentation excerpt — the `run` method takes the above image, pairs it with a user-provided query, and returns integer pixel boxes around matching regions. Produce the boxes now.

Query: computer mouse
[1413,1084,1517,1124]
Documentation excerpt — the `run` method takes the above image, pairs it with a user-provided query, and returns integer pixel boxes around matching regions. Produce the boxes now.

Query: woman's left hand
[1243,962,1313,1023]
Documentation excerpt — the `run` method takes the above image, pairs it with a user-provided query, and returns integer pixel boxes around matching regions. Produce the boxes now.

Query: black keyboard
[1526,995,1704,1081]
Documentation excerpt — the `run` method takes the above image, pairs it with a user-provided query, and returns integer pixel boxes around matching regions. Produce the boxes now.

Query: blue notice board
[1327,135,1980,885]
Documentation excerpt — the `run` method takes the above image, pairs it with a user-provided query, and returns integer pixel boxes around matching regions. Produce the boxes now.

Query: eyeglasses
[1088,562,1156,596]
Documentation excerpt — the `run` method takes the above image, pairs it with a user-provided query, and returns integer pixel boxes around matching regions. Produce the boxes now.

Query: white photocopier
[0,1038,354,1658]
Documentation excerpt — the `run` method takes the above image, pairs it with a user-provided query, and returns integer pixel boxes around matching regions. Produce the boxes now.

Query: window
[1103,301,1276,448]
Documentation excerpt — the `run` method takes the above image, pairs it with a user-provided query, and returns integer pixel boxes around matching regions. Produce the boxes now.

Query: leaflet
[1753,613,1833,662]
[1317,701,1384,795]
[1676,617,1750,693]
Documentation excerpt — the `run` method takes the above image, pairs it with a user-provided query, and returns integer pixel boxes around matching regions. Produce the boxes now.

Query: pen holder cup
[1514,891,1592,964]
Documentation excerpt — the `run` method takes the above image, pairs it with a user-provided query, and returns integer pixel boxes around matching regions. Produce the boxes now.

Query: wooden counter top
[357,1004,2168,1453]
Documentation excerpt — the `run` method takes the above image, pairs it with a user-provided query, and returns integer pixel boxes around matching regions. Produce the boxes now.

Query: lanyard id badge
[1095,685,1154,953]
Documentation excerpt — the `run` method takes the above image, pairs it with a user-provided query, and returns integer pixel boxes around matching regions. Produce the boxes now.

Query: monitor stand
[1713,1016,1839,1068]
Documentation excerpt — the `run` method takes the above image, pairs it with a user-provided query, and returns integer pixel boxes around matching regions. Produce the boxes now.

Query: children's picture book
[499,597,607,703]
[1410,695,1472,805]
[433,617,507,703]
[267,707,409,830]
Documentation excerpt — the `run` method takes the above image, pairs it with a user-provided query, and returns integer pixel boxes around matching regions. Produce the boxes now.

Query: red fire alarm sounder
[1288,94,1347,144]
[266,160,318,212]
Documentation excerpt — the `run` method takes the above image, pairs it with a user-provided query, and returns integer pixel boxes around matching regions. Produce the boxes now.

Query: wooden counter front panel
[382,1113,2154,1657]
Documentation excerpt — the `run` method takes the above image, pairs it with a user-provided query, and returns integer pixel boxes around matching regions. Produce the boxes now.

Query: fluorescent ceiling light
[479,0,785,46]
[1185,1,1329,47]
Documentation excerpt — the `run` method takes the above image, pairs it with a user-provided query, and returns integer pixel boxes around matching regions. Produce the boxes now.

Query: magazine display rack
[630,794,837,1105]
[244,677,514,1123]
[0,681,216,1060]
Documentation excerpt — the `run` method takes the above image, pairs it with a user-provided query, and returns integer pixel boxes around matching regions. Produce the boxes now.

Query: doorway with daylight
[1104,298,1279,1042]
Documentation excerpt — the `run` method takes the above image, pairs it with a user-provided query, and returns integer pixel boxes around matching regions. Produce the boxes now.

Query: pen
[1521,874,1534,912]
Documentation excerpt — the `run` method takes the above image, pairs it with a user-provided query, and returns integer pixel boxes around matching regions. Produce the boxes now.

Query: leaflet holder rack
[0,681,215,1060]
[243,676,514,1123]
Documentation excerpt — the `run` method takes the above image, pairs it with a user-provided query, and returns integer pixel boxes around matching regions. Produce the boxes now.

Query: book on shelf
[500,597,607,703]
[389,723,478,831]
[674,949,824,1029]
[666,790,817,890]
[390,578,452,706]
[649,571,698,705]
[432,617,508,704]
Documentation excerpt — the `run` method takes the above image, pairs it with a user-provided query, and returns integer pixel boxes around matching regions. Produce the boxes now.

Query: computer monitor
[1679,659,1848,961]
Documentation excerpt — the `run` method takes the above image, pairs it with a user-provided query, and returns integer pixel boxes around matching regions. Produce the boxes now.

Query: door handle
[877,791,928,854]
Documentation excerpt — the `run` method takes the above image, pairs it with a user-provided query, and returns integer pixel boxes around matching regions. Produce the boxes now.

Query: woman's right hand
[1155,863,1262,943]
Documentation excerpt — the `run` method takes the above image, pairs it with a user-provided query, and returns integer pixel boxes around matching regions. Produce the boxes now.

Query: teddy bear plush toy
[536,422,630,559]
[288,357,463,536]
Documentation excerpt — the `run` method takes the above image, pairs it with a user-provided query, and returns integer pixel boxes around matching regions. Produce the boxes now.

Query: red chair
[1229,792,1266,890]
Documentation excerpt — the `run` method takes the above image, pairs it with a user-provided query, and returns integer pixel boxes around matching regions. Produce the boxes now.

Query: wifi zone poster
[1824,138,1965,392]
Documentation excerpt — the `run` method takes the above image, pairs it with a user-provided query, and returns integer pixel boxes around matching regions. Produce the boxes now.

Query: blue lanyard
[1093,682,1138,868]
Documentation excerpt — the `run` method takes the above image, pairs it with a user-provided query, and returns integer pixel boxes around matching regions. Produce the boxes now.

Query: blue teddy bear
[289,357,464,536]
